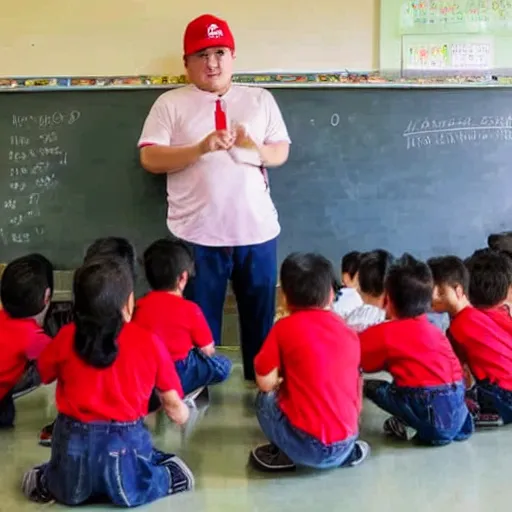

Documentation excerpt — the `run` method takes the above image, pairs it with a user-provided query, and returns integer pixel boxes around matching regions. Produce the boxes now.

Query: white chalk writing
[403,116,512,150]
[1,112,80,245]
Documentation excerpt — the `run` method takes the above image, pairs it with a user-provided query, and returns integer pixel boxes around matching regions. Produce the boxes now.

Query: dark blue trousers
[36,414,192,507]
[184,238,277,381]
[175,349,232,395]
[364,380,474,445]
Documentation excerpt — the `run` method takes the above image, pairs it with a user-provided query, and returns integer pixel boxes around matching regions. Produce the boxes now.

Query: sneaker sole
[249,445,296,472]
[349,441,370,467]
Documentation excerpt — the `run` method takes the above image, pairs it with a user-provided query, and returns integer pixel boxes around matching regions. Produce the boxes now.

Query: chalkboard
[1,87,512,272]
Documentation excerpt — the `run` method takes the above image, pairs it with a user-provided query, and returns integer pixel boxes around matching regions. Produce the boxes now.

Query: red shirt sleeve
[359,324,388,373]
[189,302,214,348]
[37,326,69,384]
[152,334,184,397]
[25,330,52,360]
[254,325,281,376]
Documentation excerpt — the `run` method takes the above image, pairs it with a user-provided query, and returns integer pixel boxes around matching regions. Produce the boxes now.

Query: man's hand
[233,124,257,150]
[199,130,235,154]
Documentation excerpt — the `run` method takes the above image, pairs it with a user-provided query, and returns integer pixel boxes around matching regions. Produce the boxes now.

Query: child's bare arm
[256,367,281,392]
[199,342,215,357]
[160,390,190,425]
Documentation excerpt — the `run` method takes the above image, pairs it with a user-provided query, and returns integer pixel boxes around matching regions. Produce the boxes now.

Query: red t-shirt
[360,315,462,387]
[133,291,213,362]
[0,310,51,400]
[448,306,512,391]
[254,309,361,445]
[37,321,183,422]
[480,305,512,338]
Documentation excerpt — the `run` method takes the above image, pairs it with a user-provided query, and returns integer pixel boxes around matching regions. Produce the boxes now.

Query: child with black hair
[361,254,473,445]
[341,251,361,288]
[133,238,232,396]
[84,236,137,280]
[250,252,369,472]
[428,255,512,427]
[22,258,193,507]
[331,250,363,318]
[0,254,54,427]
[466,250,512,336]
[344,249,394,332]
[38,236,139,447]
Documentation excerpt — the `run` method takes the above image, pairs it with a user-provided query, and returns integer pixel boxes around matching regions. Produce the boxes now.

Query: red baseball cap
[183,14,235,56]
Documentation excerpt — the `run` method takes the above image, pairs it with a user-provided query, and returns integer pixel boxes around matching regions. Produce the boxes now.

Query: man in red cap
[138,14,291,383]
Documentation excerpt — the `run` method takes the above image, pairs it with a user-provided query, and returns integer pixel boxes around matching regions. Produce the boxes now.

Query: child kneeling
[250,253,369,472]
[361,254,474,445]
[22,258,193,507]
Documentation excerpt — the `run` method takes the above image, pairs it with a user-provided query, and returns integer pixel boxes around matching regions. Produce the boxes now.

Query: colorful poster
[400,0,512,33]
[404,40,493,70]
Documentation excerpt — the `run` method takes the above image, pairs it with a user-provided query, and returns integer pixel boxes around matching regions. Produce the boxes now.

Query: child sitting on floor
[250,252,369,472]
[0,254,54,427]
[344,249,394,332]
[361,254,473,445]
[133,238,232,396]
[428,254,512,427]
[22,258,193,507]
[38,236,139,447]
[332,250,363,318]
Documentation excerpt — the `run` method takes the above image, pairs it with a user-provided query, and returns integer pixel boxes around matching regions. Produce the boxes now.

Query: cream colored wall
[1,0,379,77]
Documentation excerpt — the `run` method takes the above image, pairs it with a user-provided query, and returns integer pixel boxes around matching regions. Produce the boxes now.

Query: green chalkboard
[0,90,168,268]
[1,86,512,274]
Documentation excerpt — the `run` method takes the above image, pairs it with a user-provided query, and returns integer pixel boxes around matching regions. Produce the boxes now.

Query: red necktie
[215,98,227,130]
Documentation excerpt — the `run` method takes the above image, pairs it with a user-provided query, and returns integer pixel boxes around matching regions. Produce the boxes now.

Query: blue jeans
[38,414,189,507]
[475,380,512,424]
[256,392,359,469]
[175,349,232,395]
[364,380,474,445]
[184,238,277,380]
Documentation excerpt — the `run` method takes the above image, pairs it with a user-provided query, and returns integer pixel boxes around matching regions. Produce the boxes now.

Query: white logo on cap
[207,23,224,39]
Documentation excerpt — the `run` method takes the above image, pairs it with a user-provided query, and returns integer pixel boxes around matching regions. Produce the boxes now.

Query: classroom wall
[1,0,379,77]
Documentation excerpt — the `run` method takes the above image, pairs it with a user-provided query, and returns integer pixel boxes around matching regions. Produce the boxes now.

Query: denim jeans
[175,349,232,395]
[475,380,512,424]
[256,392,359,469]
[364,380,474,445]
[184,238,277,380]
[38,414,188,507]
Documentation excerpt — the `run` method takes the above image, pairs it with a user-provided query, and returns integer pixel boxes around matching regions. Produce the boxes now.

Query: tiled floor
[3,349,512,511]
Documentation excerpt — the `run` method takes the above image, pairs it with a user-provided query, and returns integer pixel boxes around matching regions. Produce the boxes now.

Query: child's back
[361,254,473,445]
[135,291,211,363]
[261,309,360,443]
[251,252,369,472]
[134,239,232,396]
[0,254,54,427]
[23,258,193,508]
[39,321,178,422]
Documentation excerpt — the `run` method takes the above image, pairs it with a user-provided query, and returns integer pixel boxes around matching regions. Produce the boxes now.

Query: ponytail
[72,258,133,369]
[74,311,122,368]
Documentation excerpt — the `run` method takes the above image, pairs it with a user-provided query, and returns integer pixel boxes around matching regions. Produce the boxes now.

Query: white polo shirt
[138,84,291,247]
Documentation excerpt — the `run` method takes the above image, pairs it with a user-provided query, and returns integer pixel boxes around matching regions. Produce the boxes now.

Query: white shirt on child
[138,84,291,247]
[345,304,386,333]
[331,288,363,319]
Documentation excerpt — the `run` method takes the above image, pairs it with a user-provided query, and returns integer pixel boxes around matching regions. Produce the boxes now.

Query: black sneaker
[22,465,53,503]
[250,443,296,472]
[383,416,417,441]
[38,421,55,447]
[475,412,504,427]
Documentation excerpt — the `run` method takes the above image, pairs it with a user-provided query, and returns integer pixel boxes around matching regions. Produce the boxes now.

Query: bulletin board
[380,0,512,75]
